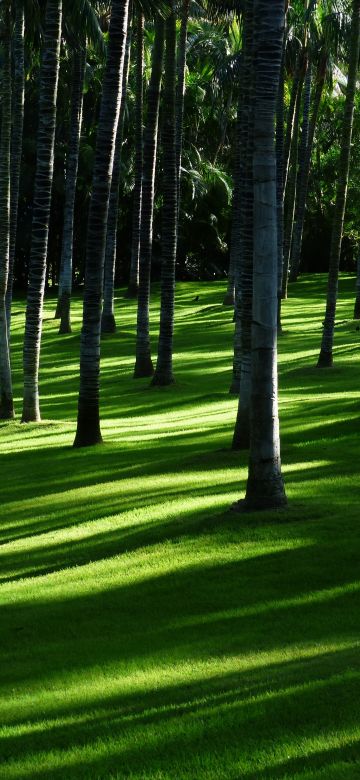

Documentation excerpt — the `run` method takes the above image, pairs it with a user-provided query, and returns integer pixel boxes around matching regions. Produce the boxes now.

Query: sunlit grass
[1,274,360,779]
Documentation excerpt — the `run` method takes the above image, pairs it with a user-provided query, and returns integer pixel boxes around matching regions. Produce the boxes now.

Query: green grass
[1,274,360,779]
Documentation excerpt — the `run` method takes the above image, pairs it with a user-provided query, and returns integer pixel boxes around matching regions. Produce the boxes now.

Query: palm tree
[354,255,360,318]
[0,3,14,420]
[22,0,62,423]
[234,0,287,511]
[74,0,130,447]
[317,0,360,368]
[134,13,165,377]
[151,0,177,386]
[126,8,144,298]
[175,0,190,222]
[6,0,25,335]
[57,42,87,334]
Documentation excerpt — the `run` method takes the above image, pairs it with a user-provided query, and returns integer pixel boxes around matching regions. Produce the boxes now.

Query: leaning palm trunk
[354,255,360,318]
[318,0,360,368]
[134,14,165,377]
[283,60,301,193]
[126,10,144,298]
[101,22,132,334]
[57,44,86,334]
[232,0,254,447]
[22,0,62,423]
[288,58,312,284]
[74,0,130,447]
[237,0,286,511]
[6,0,25,334]
[281,61,305,300]
[151,3,177,386]
[289,58,325,282]
[175,0,190,223]
[0,5,14,419]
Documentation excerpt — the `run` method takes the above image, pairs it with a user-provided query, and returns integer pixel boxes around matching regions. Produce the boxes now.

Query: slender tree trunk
[232,0,254,448]
[126,10,144,298]
[289,60,325,282]
[281,60,306,299]
[176,0,190,223]
[0,4,14,420]
[134,14,165,377]
[57,44,86,334]
[354,254,360,318]
[22,0,62,423]
[6,0,25,335]
[276,36,285,331]
[228,93,243,384]
[151,3,177,386]
[318,0,360,368]
[74,0,130,447]
[101,21,132,334]
[234,0,287,511]
[283,64,301,193]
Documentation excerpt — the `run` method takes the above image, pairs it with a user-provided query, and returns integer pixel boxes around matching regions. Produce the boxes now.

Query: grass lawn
[1,274,360,779]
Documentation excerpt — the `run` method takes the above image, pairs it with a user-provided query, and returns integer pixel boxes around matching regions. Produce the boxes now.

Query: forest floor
[1,274,360,779]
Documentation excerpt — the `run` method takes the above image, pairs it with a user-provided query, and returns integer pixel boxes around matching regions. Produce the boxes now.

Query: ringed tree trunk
[276,34,285,332]
[74,0,130,448]
[289,56,326,282]
[317,0,360,368]
[126,10,144,298]
[151,2,177,387]
[234,0,287,511]
[288,57,312,283]
[175,0,190,224]
[22,0,62,423]
[6,0,25,335]
[354,254,360,318]
[232,0,254,448]
[101,20,132,334]
[0,4,14,420]
[134,14,165,377]
[57,43,86,334]
[224,91,242,310]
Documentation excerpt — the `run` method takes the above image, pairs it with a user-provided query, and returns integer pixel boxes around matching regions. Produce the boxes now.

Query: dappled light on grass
[1,277,360,778]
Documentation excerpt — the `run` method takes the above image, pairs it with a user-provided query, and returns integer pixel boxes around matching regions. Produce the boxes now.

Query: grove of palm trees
[1,0,360,777]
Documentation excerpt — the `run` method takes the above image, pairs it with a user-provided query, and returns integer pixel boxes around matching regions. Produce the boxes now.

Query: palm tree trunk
[6,0,25,335]
[224,93,241,310]
[318,0,360,368]
[74,0,130,447]
[57,43,86,334]
[276,36,285,331]
[289,59,325,282]
[126,10,144,298]
[22,0,62,423]
[0,4,14,420]
[238,0,287,511]
[101,20,132,334]
[134,14,165,377]
[354,254,360,318]
[283,63,301,193]
[176,0,190,223]
[151,2,177,386]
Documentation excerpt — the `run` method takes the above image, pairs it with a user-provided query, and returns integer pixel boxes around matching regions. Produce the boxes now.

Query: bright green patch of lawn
[1,275,360,779]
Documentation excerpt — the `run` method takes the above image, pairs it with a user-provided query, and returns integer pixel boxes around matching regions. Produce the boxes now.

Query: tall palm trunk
[318,0,360,368]
[151,2,177,386]
[239,0,287,511]
[134,14,165,377]
[175,0,190,222]
[232,0,254,447]
[224,94,242,310]
[0,4,14,420]
[6,0,25,334]
[288,58,312,283]
[289,57,326,282]
[126,10,144,298]
[74,0,130,447]
[22,0,62,423]
[283,62,301,193]
[354,254,360,318]
[276,37,285,331]
[101,21,132,334]
[57,43,86,334]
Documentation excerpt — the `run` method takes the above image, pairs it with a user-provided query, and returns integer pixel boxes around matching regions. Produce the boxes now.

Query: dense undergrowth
[1,275,360,779]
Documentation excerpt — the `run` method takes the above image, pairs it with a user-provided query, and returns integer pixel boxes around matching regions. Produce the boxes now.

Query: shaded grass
[1,274,360,779]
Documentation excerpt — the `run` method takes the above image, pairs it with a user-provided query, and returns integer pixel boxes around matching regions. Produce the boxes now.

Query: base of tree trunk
[231,426,249,451]
[134,355,154,378]
[55,299,62,319]
[21,405,41,423]
[151,372,175,387]
[59,317,72,334]
[317,349,333,368]
[229,377,240,395]
[101,313,116,334]
[231,493,287,513]
[73,412,103,448]
[223,291,235,307]
[354,299,360,319]
[0,394,15,420]
[124,283,139,299]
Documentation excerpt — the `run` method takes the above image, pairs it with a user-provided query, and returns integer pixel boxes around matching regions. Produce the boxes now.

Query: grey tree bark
[354,254,360,319]
[126,10,144,298]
